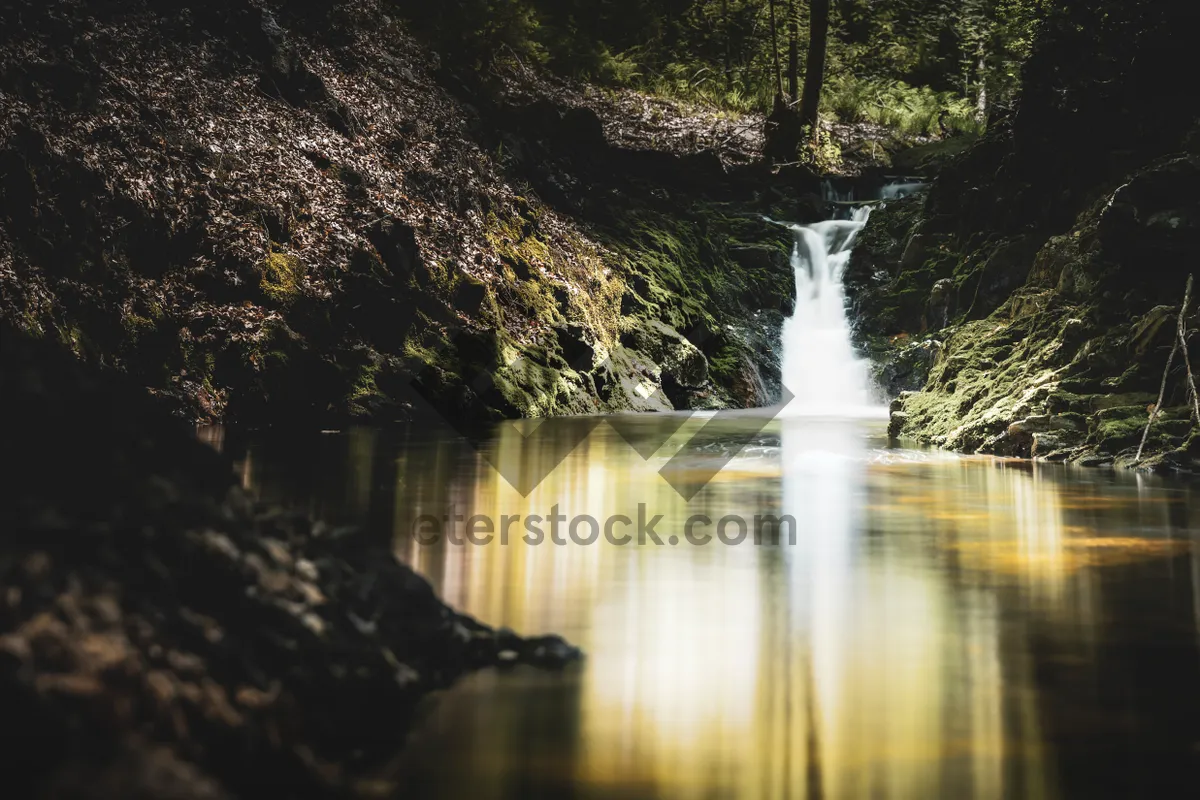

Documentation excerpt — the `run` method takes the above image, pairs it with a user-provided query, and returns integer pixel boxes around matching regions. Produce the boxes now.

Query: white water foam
[778,207,886,419]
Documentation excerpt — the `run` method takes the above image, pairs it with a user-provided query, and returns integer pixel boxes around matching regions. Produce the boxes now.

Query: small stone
[1007,415,1052,437]
[260,538,293,569]
[1074,453,1113,468]
[36,673,105,697]
[295,581,326,606]
[146,670,178,704]
[77,632,132,673]
[199,530,241,562]
[199,679,244,727]
[89,594,122,626]
[1031,433,1066,459]
[526,635,584,667]
[295,558,319,582]
[235,682,281,710]
[167,649,206,677]
[300,613,326,637]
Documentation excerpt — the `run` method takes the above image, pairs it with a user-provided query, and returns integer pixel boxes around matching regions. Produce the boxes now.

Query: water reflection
[225,415,1200,799]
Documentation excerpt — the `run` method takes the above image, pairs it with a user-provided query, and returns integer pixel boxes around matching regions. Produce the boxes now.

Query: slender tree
[976,43,988,122]
[799,0,830,136]
[768,0,784,101]
[714,0,729,91]
[787,0,799,102]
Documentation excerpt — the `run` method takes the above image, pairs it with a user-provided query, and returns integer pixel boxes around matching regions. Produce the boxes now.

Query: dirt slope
[0,0,800,427]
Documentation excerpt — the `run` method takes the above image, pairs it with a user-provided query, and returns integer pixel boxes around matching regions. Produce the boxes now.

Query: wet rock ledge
[0,325,580,799]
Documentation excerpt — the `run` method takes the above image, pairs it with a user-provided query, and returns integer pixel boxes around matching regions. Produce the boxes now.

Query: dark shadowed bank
[0,324,580,799]
[846,0,1200,471]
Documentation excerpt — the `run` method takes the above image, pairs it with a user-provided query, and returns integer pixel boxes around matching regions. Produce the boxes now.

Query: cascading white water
[779,207,885,417]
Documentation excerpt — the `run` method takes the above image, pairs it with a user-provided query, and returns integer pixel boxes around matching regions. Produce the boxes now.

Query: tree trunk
[975,46,988,123]
[787,0,799,102]
[722,0,732,91]
[768,0,783,102]
[799,0,830,137]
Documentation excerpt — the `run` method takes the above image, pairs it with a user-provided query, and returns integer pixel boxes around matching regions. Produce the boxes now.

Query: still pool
[210,413,1200,799]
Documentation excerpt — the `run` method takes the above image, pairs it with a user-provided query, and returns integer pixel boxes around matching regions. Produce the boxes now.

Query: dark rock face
[849,1,1200,469]
[729,243,791,282]
[868,338,942,399]
[0,326,579,798]
[844,195,927,337]
[617,319,710,410]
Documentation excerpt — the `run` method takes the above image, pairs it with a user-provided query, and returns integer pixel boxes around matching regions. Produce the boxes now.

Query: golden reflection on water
[233,416,1200,799]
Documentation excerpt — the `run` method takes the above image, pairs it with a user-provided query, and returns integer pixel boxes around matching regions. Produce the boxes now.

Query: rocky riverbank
[0,0,842,428]
[0,324,580,798]
[846,0,1200,470]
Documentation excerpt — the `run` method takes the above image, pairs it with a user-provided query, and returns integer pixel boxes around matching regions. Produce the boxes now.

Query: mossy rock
[261,250,305,305]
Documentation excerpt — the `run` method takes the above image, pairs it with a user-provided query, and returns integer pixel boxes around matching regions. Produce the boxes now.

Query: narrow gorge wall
[847,0,1200,468]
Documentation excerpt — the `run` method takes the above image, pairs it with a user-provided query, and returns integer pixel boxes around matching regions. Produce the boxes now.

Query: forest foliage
[400,0,1045,137]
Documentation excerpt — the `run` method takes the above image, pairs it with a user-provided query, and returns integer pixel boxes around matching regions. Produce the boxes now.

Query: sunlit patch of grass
[638,62,775,115]
[823,75,984,138]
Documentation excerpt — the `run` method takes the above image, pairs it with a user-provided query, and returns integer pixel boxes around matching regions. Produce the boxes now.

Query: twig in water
[1176,275,1200,424]
[1137,274,1194,461]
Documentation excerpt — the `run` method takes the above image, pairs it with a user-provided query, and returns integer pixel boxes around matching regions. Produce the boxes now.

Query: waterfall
[779,207,884,417]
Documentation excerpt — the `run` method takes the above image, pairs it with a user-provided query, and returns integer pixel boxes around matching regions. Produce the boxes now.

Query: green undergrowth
[824,76,984,138]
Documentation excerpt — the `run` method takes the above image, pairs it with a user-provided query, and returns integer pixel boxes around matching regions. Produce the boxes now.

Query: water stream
[208,185,1200,798]
[229,422,1200,799]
